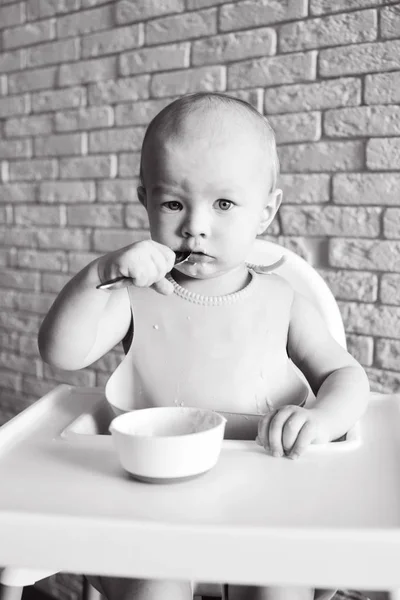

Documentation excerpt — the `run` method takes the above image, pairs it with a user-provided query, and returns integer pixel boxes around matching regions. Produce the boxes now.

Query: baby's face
[139,111,280,280]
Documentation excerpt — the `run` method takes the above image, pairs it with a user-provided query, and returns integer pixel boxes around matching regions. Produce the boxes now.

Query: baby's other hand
[98,240,176,295]
[256,405,327,460]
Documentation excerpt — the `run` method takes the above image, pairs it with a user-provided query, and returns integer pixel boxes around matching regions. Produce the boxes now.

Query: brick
[26,38,80,68]
[188,0,239,6]
[55,106,113,132]
[125,203,149,228]
[325,106,400,138]
[0,49,24,73]
[57,5,113,38]
[40,181,96,203]
[8,289,56,314]
[333,174,400,206]
[228,52,316,89]
[97,179,138,203]
[41,272,71,293]
[0,311,41,334]
[269,112,321,144]
[35,133,85,157]
[0,94,29,118]
[119,43,189,76]
[4,114,53,138]
[69,251,102,273]
[311,0,397,15]
[0,351,39,375]
[59,156,117,179]
[265,78,361,114]
[227,88,264,112]
[118,152,141,178]
[0,139,31,159]
[384,209,400,239]
[318,268,377,302]
[83,24,143,59]
[381,274,400,305]
[151,65,225,97]
[15,248,68,271]
[32,87,86,113]
[115,98,175,127]
[279,174,330,204]
[3,227,37,246]
[347,334,374,366]
[27,0,80,19]
[14,205,61,226]
[88,75,150,104]
[367,138,400,170]
[192,28,275,66]
[381,5,400,39]
[67,205,123,227]
[116,0,184,25]
[280,10,376,53]
[340,301,400,339]
[43,363,96,387]
[0,367,22,392]
[281,206,380,237]
[8,159,58,181]
[19,334,42,356]
[0,3,25,29]
[365,72,400,105]
[320,40,400,77]
[3,20,55,50]
[8,66,57,93]
[1,268,40,290]
[59,56,117,86]
[93,228,149,252]
[89,127,144,153]
[220,0,307,32]
[279,141,363,173]
[82,0,116,6]
[146,8,217,45]
[330,239,400,272]
[37,227,91,250]
[376,339,400,370]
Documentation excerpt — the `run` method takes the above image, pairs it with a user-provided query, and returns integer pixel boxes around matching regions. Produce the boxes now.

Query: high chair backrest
[247,239,347,349]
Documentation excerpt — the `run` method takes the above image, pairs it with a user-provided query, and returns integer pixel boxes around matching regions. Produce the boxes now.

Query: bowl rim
[109,406,227,439]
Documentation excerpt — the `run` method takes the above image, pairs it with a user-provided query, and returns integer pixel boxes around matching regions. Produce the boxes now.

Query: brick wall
[1,0,400,421]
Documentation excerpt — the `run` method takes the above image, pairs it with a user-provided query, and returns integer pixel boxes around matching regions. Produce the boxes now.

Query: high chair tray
[0,384,399,591]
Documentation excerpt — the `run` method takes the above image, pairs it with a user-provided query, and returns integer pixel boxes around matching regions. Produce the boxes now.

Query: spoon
[96,250,192,291]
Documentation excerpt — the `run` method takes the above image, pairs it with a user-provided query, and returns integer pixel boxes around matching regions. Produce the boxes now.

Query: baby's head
[137,92,282,279]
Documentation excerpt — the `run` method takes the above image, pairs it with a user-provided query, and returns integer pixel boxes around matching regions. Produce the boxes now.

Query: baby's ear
[257,189,282,235]
[137,186,147,208]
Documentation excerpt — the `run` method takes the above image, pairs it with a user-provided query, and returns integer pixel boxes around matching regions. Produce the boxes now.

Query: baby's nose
[181,209,210,238]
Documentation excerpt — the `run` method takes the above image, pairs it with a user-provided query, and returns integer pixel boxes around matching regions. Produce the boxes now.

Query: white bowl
[109,406,227,483]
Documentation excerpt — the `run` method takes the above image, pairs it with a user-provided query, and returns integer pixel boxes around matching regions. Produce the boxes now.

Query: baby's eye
[216,199,233,211]
[162,201,182,211]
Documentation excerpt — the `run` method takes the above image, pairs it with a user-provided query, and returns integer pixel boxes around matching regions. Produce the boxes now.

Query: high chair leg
[0,584,23,600]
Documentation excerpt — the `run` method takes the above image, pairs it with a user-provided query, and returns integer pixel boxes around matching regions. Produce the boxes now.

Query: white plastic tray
[0,385,399,590]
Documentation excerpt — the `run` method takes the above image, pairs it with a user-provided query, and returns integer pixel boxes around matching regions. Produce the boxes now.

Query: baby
[38,92,370,600]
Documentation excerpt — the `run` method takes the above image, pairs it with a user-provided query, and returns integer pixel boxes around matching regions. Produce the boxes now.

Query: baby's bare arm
[38,240,176,371]
[38,257,132,370]
[287,292,370,442]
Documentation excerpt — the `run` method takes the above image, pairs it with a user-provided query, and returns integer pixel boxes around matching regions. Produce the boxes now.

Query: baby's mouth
[187,252,213,264]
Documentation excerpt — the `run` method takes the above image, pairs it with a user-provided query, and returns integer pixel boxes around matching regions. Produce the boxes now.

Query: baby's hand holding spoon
[96,240,191,295]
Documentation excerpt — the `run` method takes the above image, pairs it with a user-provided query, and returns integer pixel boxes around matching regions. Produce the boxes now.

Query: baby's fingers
[282,412,307,456]
[288,421,317,459]
[266,409,293,457]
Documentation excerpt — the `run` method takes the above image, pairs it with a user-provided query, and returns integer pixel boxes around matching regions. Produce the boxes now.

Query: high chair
[0,240,350,600]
